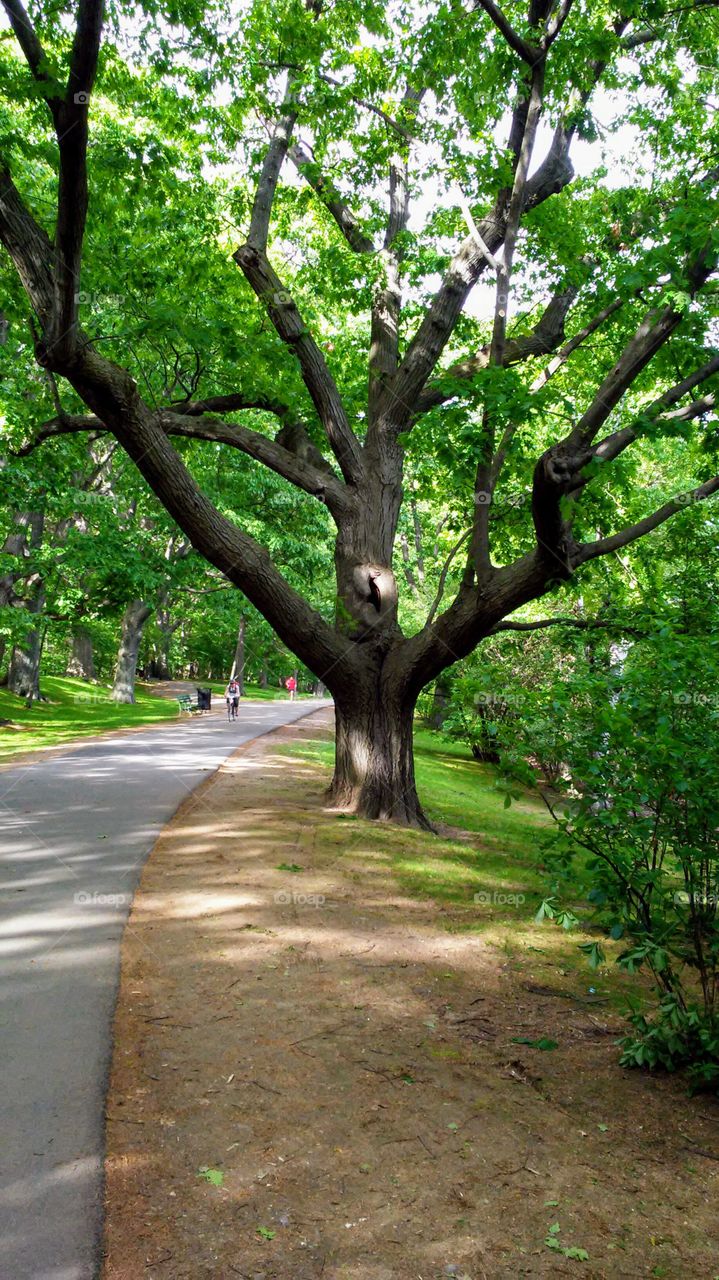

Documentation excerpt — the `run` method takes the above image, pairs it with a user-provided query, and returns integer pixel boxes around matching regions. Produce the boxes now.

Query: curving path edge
[0,699,327,1280]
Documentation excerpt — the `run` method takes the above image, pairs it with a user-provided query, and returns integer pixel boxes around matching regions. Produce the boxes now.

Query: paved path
[0,699,326,1280]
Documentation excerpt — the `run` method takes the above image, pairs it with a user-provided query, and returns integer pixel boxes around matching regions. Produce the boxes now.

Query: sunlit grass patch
[279,719,642,1008]
[0,676,176,761]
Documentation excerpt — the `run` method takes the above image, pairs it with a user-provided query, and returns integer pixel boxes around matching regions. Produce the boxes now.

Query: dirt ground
[102,710,719,1280]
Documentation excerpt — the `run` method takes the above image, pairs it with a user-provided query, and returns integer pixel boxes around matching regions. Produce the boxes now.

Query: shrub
[501,628,719,1093]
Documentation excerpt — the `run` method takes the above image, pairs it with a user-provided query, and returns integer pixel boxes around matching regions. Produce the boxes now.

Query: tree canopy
[0,0,717,822]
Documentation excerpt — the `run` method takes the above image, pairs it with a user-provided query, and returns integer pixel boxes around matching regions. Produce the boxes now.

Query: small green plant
[619,993,719,1094]
[510,1036,559,1051]
[544,1222,589,1261]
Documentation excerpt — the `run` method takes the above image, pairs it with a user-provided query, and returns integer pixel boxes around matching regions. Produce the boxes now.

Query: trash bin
[196,687,212,712]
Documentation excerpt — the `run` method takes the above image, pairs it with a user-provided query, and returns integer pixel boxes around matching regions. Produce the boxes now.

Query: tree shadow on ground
[103,714,719,1280]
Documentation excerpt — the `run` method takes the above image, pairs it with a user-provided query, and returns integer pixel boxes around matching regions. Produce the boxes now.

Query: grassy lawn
[282,720,638,1013]
[0,677,325,763]
[0,676,177,762]
[281,725,551,913]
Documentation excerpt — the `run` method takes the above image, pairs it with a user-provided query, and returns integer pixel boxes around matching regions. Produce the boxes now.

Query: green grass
[0,676,177,762]
[281,720,637,1010]
[282,726,551,916]
[0,676,324,762]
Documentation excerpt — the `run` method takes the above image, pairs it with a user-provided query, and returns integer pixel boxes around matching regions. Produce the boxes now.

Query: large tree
[1,0,717,825]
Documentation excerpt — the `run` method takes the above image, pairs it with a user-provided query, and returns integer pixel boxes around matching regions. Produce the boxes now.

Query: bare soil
[102,710,719,1280]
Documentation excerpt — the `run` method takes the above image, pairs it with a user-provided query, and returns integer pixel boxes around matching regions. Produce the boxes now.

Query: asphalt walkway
[0,699,326,1279]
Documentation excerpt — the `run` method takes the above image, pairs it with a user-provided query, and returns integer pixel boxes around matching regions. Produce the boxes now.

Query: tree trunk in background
[230,613,245,694]
[7,604,44,702]
[2,511,46,701]
[67,627,96,681]
[111,601,152,704]
[260,665,268,689]
[429,675,452,729]
[149,593,180,679]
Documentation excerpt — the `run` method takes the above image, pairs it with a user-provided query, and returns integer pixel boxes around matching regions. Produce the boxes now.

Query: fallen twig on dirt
[289,1020,358,1045]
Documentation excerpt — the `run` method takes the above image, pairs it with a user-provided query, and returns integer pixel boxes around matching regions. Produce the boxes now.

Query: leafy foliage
[492,584,719,1091]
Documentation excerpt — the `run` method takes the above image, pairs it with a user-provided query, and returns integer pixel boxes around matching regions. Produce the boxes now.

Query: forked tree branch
[233,244,363,484]
[288,140,375,253]
[416,279,581,416]
[382,14,630,430]
[368,85,423,423]
[473,0,542,64]
[381,129,576,426]
[235,72,364,485]
[2,0,103,351]
[15,405,349,514]
[159,411,348,510]
[585,354,719,473]
[472,58,545,574]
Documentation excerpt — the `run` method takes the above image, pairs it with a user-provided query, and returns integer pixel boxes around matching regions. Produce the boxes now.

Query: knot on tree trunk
[340,563,398,640]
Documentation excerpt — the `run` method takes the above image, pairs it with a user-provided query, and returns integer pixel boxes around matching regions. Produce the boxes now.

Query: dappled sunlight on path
[0,700,326,1280]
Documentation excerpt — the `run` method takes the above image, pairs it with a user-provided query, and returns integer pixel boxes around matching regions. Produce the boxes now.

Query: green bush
[500,628,719,1093]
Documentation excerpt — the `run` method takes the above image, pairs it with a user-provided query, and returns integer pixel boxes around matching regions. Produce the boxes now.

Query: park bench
[176,694,201,716]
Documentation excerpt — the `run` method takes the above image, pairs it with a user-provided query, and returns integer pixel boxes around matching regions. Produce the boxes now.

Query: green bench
[176,694,201,716]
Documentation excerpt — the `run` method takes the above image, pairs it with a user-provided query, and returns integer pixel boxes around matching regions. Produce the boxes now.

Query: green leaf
[511,1036,559,1051]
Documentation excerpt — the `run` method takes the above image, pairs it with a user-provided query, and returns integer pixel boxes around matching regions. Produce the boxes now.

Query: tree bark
[4,511,46,702]
[429,675,452,729]
[66,626,96,681]
[7,607,44,702]
[111,601,151,703]
[328,673,430,829]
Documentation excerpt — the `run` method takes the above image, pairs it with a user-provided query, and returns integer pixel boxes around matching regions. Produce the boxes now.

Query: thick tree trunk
[111,601,151,703]
[67,627,96,681]
[7,621,44,702]
[328,677,431,829]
